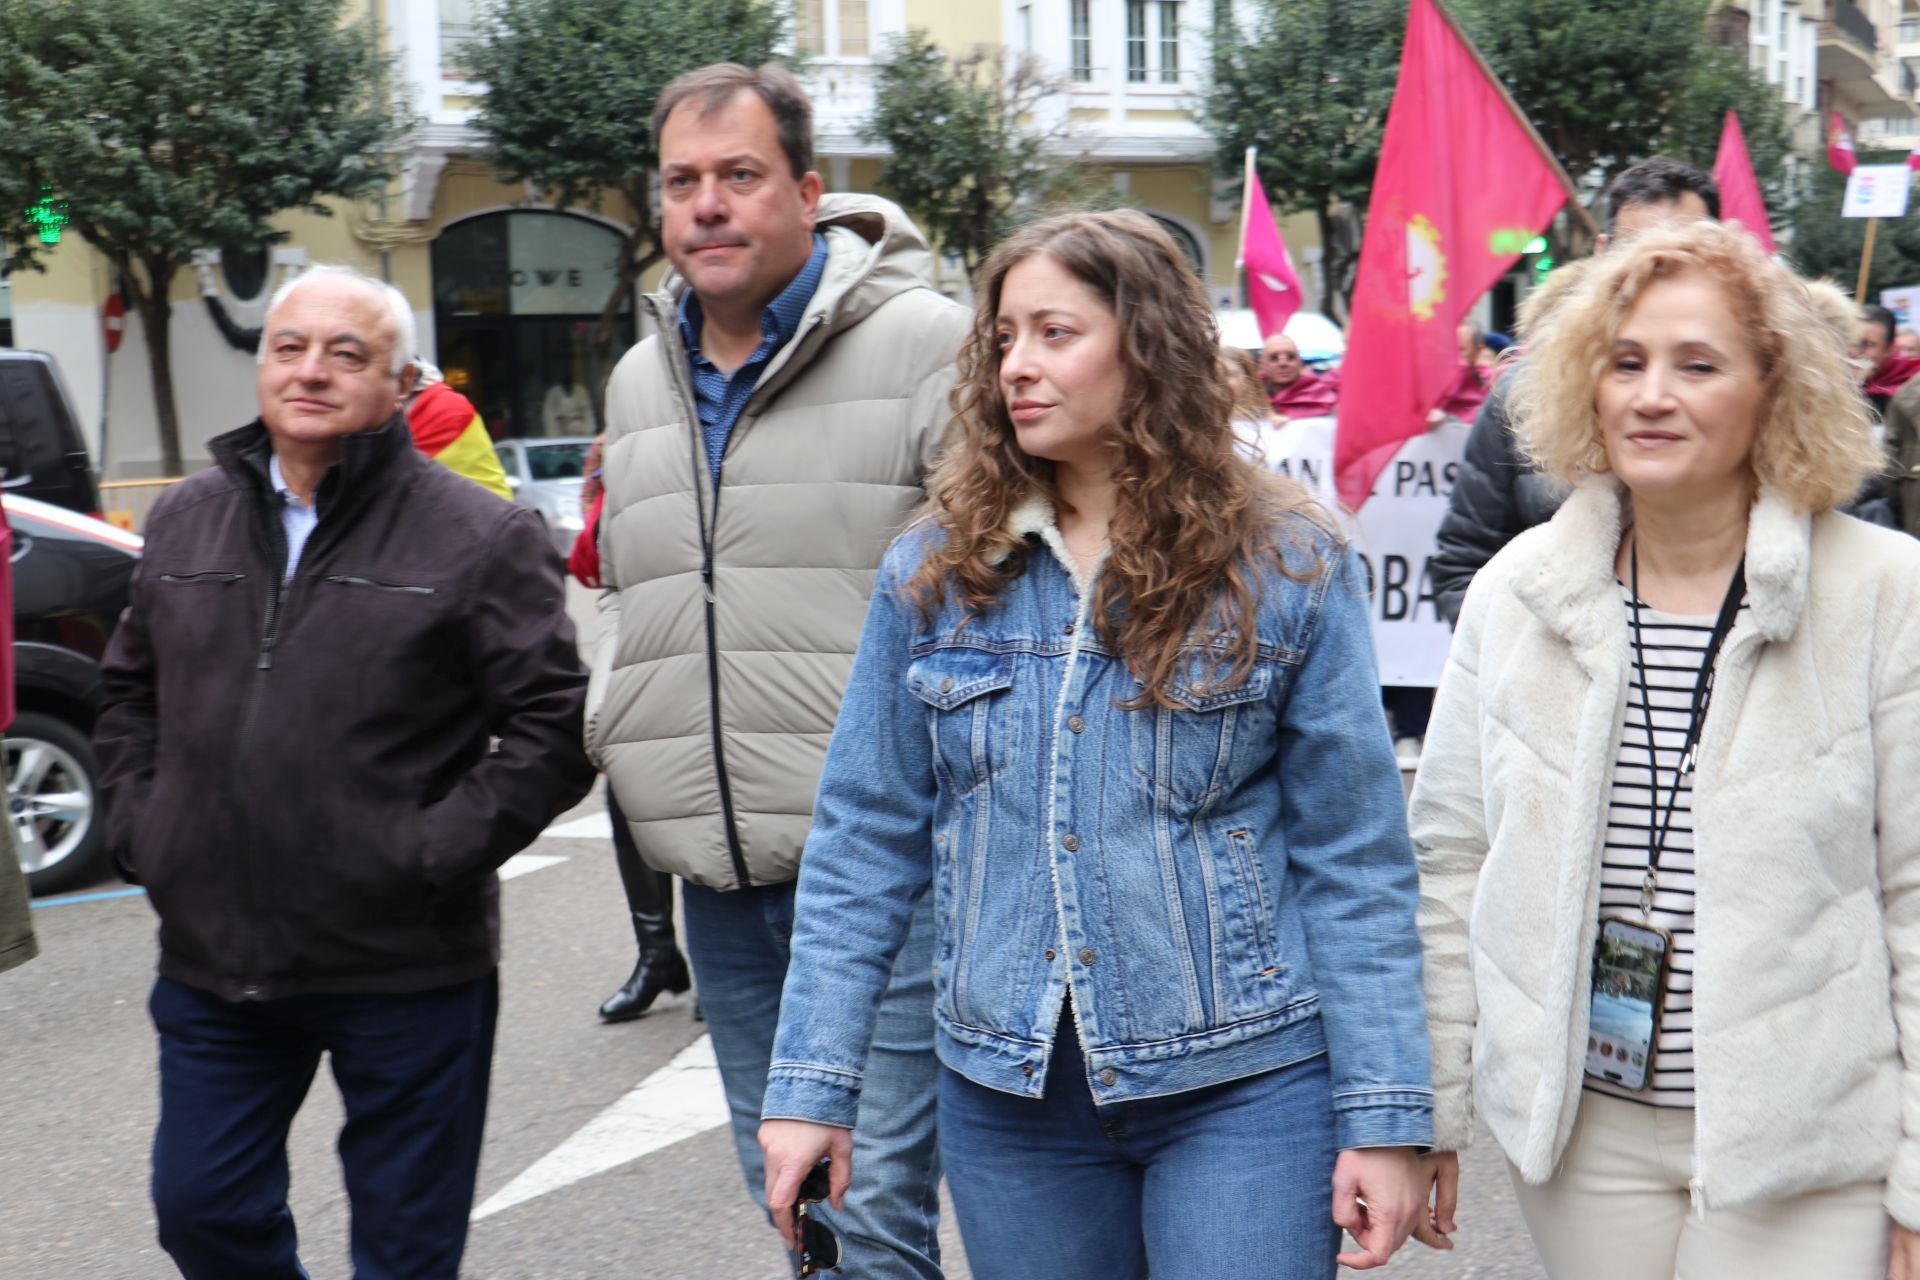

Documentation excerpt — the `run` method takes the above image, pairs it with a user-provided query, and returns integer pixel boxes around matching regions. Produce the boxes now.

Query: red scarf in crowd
[1866,355,1920,402]
[1269,370,1341,420]
[1432,362,1488,422]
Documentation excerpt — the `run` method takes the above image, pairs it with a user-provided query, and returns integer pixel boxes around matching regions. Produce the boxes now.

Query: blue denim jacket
[764,500,1434,1150]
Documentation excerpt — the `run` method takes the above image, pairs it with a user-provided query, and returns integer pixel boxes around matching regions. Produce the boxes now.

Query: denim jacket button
[939,677,955,692]
[1022,1063,1035,1077]
[1099,1068,1117,1086]
[1061,834,1080,852]
[1067,714,1086,733]
[1063,621,1075,635]
[1079,947,1097,965]
[1044,948,1056,961]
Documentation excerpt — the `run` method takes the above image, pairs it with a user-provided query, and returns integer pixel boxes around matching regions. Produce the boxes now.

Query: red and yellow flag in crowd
[1334,0,1575,510]
[1829,112,1857,175]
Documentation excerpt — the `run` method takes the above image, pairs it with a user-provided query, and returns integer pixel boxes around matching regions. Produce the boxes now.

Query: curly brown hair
[904,209,1328,709]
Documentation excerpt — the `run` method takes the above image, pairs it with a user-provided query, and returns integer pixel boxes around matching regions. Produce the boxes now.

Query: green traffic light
[25,188,68,245]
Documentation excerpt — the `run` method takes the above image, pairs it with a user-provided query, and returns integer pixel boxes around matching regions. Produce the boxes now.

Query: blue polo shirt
[678,233,829,481]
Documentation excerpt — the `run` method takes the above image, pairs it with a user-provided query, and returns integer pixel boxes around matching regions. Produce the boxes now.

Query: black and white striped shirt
[1586,585,1746,1109]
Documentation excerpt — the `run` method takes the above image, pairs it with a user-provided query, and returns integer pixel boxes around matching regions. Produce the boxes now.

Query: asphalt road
[0,583,1548,1279]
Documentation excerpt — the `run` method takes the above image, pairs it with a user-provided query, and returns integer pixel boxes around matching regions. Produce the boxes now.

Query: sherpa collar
[1006,491,1103,596]
[1506,476,1809,667]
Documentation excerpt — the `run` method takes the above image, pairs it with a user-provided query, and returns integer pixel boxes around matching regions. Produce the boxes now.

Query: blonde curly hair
[1509,220,1882,512]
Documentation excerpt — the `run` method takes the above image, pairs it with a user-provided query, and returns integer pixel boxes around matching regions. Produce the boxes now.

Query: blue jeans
[938,1012,1339,1280]
[681,879,943,1279]
[148,973,498,1280]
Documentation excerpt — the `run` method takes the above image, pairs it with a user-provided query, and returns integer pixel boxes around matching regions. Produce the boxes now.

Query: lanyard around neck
[1627,538,1747,919]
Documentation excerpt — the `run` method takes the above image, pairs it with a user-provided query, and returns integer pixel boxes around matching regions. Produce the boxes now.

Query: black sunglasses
[796,1158,842,1276]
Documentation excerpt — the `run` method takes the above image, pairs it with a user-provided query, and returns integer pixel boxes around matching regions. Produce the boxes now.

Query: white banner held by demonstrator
[1241,414,1467,687]
[1843,165,1912,219]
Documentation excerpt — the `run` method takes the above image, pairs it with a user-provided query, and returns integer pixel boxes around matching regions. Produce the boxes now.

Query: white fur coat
[1411,478,1920,1224]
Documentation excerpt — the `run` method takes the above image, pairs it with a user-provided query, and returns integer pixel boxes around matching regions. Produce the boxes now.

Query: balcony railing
[1834,0,1879,52]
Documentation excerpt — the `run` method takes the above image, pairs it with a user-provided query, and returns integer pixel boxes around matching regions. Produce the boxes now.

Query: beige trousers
[1507,1091,1888,1280]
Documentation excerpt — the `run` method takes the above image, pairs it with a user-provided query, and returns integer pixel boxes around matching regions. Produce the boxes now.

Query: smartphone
[1585,916,1671,1092]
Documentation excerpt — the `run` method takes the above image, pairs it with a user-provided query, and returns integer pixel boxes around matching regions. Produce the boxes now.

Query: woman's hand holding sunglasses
[759,1119,853,1252]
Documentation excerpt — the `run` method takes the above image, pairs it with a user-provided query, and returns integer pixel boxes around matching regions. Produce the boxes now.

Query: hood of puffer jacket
[650,192,942,338]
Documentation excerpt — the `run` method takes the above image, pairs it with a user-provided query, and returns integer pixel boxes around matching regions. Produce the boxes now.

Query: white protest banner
[1843,164,1913,219]
[1243,414,1467,687]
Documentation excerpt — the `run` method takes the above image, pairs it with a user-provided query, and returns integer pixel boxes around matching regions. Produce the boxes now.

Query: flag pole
[1425,0,1597,237]
[1238,146,1256,309]
[1858,217,1879,303]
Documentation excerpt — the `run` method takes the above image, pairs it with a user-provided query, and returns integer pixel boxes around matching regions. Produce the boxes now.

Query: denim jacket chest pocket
[1131,650,1285,812]
[906,647,1021,795]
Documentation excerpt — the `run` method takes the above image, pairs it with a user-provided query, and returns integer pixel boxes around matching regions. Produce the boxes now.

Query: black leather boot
[599,909,692,1023]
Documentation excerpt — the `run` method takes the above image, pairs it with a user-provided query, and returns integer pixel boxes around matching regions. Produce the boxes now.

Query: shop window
[432,211,636,440]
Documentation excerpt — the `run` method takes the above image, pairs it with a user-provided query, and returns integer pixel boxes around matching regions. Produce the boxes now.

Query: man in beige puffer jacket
[588,64,966,1276]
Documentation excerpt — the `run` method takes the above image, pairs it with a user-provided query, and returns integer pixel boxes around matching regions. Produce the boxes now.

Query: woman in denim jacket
[759,209,1436,1278]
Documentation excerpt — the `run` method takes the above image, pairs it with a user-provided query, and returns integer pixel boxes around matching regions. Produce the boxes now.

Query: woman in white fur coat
[1410,219,1920,1280]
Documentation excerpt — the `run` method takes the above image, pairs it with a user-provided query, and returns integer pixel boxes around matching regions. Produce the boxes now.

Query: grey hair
[259,263,416,374]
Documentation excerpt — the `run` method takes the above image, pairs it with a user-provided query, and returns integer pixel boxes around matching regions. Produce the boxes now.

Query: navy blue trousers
[148,973,498,1280]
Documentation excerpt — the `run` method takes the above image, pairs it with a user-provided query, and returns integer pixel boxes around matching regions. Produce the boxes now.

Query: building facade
[1816,0,1920,150]
[7,0,1307,481]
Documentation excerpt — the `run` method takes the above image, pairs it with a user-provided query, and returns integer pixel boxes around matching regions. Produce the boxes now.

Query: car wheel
[8,710,107,896]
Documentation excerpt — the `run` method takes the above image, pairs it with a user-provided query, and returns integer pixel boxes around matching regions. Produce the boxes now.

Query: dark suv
[0,350,102,518]
[6,496,139,896]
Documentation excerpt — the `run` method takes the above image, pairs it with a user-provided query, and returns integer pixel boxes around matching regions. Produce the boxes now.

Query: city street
[0,588,1547,1279]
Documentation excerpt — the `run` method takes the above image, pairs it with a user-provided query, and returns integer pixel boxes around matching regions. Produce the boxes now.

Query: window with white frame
[1125,0,1182,84]
[1071,0,1092,82]
[796,0,869,58]
[1901,19,1920,43]
[440,0,480,75]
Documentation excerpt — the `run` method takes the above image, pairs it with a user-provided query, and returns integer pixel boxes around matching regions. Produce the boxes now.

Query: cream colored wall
[1112,165,1234,296]
[903,0,1001,51]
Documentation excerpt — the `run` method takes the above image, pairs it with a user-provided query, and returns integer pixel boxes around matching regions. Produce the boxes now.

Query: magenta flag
[1240,149,1304,341]
[1713,111,1774,255]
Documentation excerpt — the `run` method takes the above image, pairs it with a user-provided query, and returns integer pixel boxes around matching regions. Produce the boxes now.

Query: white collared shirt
[268,454,320,581]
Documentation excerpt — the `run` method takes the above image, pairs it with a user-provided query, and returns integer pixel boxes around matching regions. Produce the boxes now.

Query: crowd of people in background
[12,57,1920,1280]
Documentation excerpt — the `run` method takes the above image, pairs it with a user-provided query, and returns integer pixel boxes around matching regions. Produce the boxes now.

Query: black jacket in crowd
[1429,376,1568,625]
[95,417,595,1002]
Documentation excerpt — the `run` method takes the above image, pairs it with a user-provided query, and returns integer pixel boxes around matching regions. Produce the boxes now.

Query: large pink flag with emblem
[1712,110,1775,255]
[1334,0,1571,510]
[1240,148,1304,341]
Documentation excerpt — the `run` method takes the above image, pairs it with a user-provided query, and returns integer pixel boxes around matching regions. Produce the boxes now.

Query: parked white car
[493,437,592,557]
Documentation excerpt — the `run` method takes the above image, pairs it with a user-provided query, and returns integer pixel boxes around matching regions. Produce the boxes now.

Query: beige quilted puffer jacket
[589,193,968,891]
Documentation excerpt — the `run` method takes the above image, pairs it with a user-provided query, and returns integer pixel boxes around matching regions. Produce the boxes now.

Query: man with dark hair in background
[1428,156,1720,624]
[1856,303,1920,414]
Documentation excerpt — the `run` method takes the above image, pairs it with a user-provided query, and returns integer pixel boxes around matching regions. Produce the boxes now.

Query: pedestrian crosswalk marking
[471,1034,729,1221]
[544,811,614,840]
[498,853,569,881]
